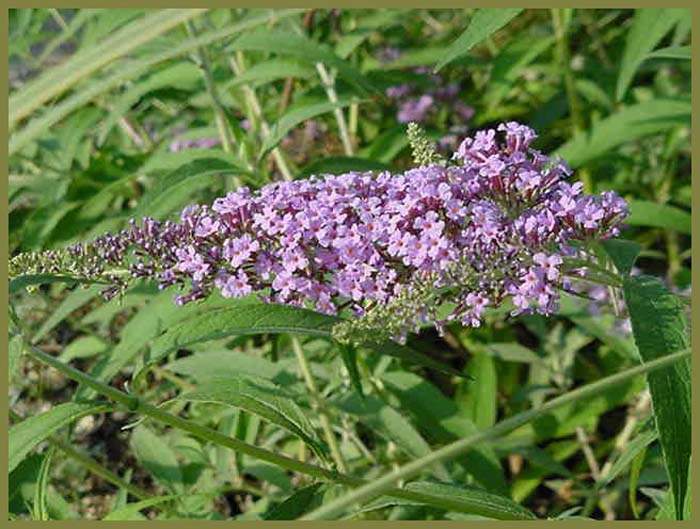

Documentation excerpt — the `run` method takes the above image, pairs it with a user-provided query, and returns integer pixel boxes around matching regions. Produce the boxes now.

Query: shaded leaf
[556,98,691,167]
[601,428,657,487]
[9,402,110,473]
[616,9,686,100]
[601,239,642,276]
[626,200,692,235]
[261,98,360,158]
[402,481,536,520]
[130,425,184,494]
[135,158,251,220]
[264,483,326,520]
[181,374,328,459]
[435,9,523,72]
[103,495,178,520]
[148,301,463,376]
[333,392,450,481]
[623,275,691,519]
[646,45,691,60]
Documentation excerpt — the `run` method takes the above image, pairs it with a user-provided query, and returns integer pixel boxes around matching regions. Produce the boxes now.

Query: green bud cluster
[407,122,446,167]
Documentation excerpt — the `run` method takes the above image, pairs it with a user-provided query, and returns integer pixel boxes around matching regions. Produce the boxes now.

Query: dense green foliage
[8,8,691,521]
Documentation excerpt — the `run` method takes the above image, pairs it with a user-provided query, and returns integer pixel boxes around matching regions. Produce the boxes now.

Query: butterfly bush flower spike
[10,122,628,344]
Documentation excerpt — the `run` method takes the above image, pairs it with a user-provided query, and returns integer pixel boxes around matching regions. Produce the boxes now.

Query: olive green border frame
[1,2,696,527]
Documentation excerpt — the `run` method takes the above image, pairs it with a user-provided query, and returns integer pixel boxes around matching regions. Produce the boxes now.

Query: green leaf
[646,45,691,60]
[435,9,523,72]
[333,393,451,481]
[616,9,686,101]
[60,335,110,363]
[130,425,184,494]
[559,295,638,361]
[623,275,691,519]
[555,98,691,168]
[166,350,291,384]
[600,428,657,487]
[9,402,110,473]
[626,200,692,235]
[339,343,364,396]
[459,353,497,429]
[260,98,360,158]
[227,29,376,95]
[32,285,103,344]
[601,239,642,276]
[9,10,302,155]
[80,289,232,395]
[98,62,201,145]
[227,58,315,88]
[264,483,326,520]
[103,495,178,520]
[9,454,79,520]
[32,447,53,520]
[402,481,536,520]
[9,9,207,128]
[8,333,24,384]
[181,374,328,459]
[382,371,508,495]
[628,443,647,519]
[135,158,251,220]
[481,342,542,364]
[148,301,463,377]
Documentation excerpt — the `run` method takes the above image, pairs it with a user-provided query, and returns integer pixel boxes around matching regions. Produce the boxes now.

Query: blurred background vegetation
[8,8,691,521]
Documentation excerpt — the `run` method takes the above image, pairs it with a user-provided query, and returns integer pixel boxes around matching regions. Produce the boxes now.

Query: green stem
[184,20,238,190]
[24,337,689,520]
[18,340,521,518]
[316,63,354,156]
[229,54,294,181]
[291,336,348,473]
[302,348,692,520]
[551,8,592,193]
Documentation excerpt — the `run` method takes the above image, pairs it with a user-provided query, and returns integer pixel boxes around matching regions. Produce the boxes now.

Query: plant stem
[24,338,689,520]
[290,336,347,473]
[301,348,692,520]
[575,426,601,481]
[599,391,651,480]
[551,8,592,193]
[316,63,354,156]
[184,20,238,190]
[229,54,294,181]
[18,339,518,518]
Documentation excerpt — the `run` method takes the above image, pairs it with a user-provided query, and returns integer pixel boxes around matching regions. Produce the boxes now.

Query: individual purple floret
[14,122,628,342]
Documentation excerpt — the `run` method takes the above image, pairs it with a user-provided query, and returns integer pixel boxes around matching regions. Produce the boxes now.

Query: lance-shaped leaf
[180,374,328,459]
[9,402,110,473]
[623,275,691,519]
[147,302,463,376]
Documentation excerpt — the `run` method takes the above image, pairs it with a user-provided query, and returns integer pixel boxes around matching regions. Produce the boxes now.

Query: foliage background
[7,8,692,521]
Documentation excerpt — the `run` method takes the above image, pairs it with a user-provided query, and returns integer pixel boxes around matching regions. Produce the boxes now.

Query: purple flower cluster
[377,48,475,149]
[32,122,627,341]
